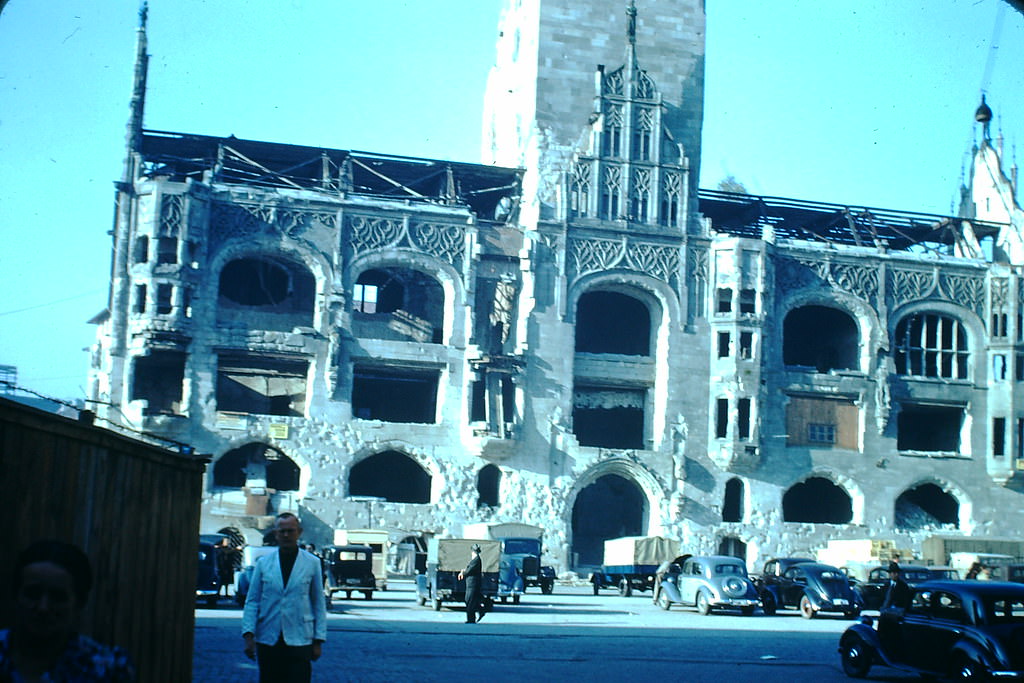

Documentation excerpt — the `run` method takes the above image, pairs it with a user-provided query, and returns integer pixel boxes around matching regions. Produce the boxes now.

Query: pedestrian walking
[458,544,486,623]
[881,562,912,610]
[242,513,327,683]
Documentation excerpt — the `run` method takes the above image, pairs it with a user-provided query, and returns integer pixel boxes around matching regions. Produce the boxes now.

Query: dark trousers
[257,637,312,683]
[465,585,482,623]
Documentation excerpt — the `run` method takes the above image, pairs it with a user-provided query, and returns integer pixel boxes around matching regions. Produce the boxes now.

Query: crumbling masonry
[90,1,1024,571]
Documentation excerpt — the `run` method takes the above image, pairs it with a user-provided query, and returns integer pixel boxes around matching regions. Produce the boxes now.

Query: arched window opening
[571,474,645,567]
[477,465,501,508]
[894,313,969,379]
[575,291,651,356]
[218,256,315,329]
[213,443,299,492]
[782,477,852,523]
[352,267,444,344]
[895,483,960,530]
[349,451,431,504]
[783,306,858,372]
[572,386,645,449]
[722,478,743,523]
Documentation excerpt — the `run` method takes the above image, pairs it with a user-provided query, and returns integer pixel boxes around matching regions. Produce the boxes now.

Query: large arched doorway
[895,483,960,529]
[782,476,853,523]
[212,443,300,492]
[571,474,645,567]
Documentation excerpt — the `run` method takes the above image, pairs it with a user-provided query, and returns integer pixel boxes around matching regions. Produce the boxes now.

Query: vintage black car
[759,561,862,618]
[322,544,376,603]
[196,540,221,607]
[654,554,760,615]
[856,564,936,610]
[839,580,1024,680]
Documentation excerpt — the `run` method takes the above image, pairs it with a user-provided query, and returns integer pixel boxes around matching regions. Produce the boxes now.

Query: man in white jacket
[242,513,327,682]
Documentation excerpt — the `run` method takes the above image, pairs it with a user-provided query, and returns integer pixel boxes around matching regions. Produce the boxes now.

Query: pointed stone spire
[123,2,149,182]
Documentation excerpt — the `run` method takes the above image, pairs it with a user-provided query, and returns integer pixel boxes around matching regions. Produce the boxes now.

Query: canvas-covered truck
[334,528,390,590]
[463,522,555,597]
[593,536,678,596]
[416,538,501,611]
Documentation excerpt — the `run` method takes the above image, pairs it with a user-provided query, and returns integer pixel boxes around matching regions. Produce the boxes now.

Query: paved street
[192,582,921,682]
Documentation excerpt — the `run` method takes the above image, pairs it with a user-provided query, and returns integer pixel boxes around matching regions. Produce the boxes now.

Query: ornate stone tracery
[347,214,465,270]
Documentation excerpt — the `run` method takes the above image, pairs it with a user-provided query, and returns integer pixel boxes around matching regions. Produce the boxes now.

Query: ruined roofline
[136,129,523,220]
[699,188,1007,252]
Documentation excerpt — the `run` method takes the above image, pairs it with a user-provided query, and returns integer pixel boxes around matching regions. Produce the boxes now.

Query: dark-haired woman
[0,540,135,682]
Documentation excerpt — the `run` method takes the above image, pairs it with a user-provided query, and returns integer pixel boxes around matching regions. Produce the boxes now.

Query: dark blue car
[839,580,1024,680]
[759,561,862,618]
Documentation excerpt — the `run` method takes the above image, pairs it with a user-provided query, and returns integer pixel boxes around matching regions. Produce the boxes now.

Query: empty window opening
[130,351,185,415]
[470,378,487,422]
[895,483,959,530]
[572,386,645,449]
[722,478,743,523]
[717,332,730,358]
[133,284,146,314]
[133,235,149,263]
[352,366,439,423]
[715,398,728,438]
[783,306,858,372]
[739,289,756,314]
[156,237,178,264]
[897,404,962,452]
[739,331,753,359]
[218,256,316,329]
[786,396,858,449]
[716,288,732,314]
[156,283,173,315]
[994,417,1007,456]
[216,355,308,417]
[717,536,746,561]
[737,398,751,439]
[994,354,1008,381]
[894,313,968,379]
[992,312,1008,338]
[213,443,299,492]
[1019,418,1024,459]
[1016,354,1024,381]
[349,450,430,504]
[352,268,444,344]
[571,474,645,566]
[477,464,501,508]
[782,477,852,523]
[575,291,651,356]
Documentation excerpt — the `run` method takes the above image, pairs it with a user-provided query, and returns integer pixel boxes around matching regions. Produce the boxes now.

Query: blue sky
[1,1,1021,401]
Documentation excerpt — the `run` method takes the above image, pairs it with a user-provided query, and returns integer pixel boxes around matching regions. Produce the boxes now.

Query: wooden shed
[0,397,208,682]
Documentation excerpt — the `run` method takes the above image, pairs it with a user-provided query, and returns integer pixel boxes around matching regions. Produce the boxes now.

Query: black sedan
[759,561,862,618]
[838,580,1024,680]
[856,564,936,610]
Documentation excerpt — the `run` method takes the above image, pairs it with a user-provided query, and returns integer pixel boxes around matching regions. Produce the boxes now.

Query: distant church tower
[482,0,706,226]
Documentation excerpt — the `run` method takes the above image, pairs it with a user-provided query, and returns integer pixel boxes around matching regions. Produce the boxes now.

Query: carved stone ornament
[569,236,679,284]
[347,214,465,270]
[210,201,338,248]
[778,257,879,308]
[160,193,184,237]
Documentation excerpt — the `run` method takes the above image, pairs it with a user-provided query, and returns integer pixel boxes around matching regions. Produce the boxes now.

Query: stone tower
[482,0,706,225]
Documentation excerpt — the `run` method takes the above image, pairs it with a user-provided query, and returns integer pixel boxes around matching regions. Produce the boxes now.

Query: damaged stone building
[90,0,1024,571]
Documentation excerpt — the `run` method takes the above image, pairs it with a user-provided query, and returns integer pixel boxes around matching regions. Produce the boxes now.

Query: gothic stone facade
[89,0,1024,571]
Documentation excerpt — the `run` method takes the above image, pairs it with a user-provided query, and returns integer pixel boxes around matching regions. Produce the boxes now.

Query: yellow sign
[269,423,290,440]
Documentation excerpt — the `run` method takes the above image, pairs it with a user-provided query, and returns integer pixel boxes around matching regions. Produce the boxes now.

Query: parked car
[323,544,376,602]
[654,554,760,615]
[196,540,221,607]
[855,564,936,610]
[927,566,961,581]
[234,545,277,605]
[759,562,862,618]
[838,580,1024,680]
[1008,564,1024,584]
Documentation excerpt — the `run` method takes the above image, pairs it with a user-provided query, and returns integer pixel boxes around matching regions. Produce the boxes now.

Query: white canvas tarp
[432,538,501,572]
[603,536,678,566]
[462,522,544,540]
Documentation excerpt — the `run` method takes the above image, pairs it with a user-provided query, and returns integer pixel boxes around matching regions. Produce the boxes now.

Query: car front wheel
[839,633,872,678]
[659,592,672,610]
[799,595,816,619]
[696,590,712,615]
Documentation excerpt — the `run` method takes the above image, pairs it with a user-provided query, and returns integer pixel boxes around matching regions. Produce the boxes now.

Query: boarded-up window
[786,396,859,450]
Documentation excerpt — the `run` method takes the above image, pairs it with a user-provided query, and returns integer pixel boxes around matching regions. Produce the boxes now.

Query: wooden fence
[0,397,208,682]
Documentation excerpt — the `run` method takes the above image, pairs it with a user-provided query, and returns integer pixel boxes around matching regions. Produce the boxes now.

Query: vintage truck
[416,538,501,611]
[463,522,555,598]
[334,528,390,590]
[592,536,678,596]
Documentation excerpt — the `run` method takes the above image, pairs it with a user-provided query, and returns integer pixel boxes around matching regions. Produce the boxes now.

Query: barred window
[894,313,969,379]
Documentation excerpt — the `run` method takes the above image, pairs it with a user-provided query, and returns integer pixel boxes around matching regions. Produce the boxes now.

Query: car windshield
[503,539,541,555]
[715,563,745,576]
[984,597,1024,624]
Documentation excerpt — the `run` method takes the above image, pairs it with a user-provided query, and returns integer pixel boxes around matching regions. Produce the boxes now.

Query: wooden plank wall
[0,397,208,682]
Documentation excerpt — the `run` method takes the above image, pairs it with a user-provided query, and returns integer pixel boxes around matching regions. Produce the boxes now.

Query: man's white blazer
[241,548,327,646]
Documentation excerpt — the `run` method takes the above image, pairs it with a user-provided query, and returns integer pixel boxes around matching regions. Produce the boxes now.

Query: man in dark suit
[242,513,327,683]
[882,562,913,610]
[458,544,485,623]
